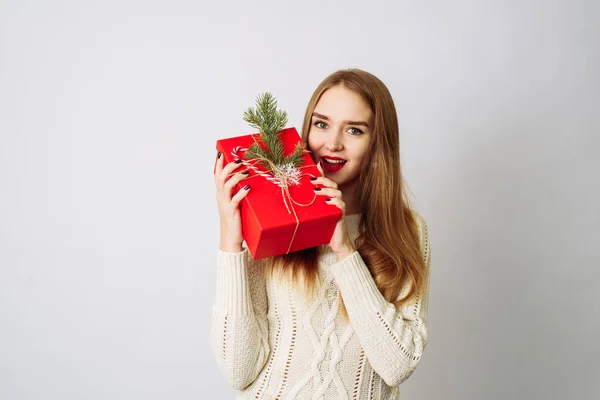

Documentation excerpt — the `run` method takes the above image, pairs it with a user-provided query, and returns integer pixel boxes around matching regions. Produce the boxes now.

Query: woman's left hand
[311,162,355,261]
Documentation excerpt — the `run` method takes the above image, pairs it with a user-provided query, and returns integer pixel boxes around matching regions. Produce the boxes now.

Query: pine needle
[243,92,305,175]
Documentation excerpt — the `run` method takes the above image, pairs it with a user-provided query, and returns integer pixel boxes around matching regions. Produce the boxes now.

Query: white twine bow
[231,146,302,189]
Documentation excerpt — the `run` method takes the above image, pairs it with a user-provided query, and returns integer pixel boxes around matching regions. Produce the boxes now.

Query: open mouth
[321,156,347,172]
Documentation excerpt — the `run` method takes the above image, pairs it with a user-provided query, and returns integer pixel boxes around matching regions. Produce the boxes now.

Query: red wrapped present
[216,127,342,260]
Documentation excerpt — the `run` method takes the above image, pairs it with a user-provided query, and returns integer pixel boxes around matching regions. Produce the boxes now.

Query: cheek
[351,143,370,164]
[307,131,320,151]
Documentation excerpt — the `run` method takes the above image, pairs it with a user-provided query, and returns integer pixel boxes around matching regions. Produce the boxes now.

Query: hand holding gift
[214,151,251,253]
[310,161,355,261]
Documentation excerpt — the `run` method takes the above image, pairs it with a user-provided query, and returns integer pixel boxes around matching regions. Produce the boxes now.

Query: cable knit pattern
[211,213,431,399]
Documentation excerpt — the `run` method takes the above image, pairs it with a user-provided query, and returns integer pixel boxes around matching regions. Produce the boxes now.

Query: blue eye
[314,120,328,129]
[348,127,364,135]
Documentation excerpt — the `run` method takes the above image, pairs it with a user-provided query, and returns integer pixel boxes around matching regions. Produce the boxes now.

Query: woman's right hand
[214,152,251,253]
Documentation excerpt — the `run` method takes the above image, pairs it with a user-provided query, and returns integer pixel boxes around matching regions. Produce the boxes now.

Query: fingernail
[242,170,249,175]
[234,159,243,164]
[325,198,331,202]
[217,152,222,159]
[244,184,251,190]
[310,177,317,181]
[314,187,321,191]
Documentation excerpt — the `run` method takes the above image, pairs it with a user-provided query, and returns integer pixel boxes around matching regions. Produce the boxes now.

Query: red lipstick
[321,156,347,173]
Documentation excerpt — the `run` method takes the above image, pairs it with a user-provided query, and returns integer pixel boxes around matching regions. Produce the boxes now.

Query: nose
[325,131,343,152]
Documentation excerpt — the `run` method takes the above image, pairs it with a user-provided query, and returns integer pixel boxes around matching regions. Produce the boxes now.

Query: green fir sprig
[243,93,307,175]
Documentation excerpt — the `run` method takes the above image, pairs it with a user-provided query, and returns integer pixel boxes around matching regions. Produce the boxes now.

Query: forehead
[314,85,373,122]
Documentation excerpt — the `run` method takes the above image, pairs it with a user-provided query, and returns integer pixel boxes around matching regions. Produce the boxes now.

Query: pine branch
[243,92,306,174]
[285,142,307,168]
[243,92,287,143]
[244,143,270,163]
[242,108,261,132]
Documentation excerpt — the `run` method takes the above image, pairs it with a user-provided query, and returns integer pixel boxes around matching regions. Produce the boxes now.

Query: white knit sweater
[211,213,431,399]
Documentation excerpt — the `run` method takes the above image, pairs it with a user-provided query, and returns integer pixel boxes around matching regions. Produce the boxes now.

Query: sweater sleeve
[330,214,431,387]
[210,248,270,390]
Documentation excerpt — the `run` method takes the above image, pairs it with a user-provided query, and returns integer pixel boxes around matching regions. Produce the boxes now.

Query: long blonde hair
[267,69,427,314]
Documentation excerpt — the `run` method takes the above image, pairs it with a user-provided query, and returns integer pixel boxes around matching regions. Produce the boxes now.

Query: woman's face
[308,85,372,189]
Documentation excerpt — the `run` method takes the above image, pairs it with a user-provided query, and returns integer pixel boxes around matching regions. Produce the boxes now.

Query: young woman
[212,69,431,399]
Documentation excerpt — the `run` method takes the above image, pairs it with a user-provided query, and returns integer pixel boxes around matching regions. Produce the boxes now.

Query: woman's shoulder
[409,209,429,254]
[410,209,427,232]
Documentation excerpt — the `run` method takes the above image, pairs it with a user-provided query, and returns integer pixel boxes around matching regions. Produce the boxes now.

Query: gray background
[1,0,598,399]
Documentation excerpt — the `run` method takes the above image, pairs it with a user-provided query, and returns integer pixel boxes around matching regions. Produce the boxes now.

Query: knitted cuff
[330,251,387,313]
[214,249,254,315]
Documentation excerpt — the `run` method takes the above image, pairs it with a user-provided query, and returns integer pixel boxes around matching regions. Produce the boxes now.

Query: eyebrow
[312,112,370,128]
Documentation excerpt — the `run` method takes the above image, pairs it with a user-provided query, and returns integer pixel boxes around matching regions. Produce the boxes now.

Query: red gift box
[216,127,342,260]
